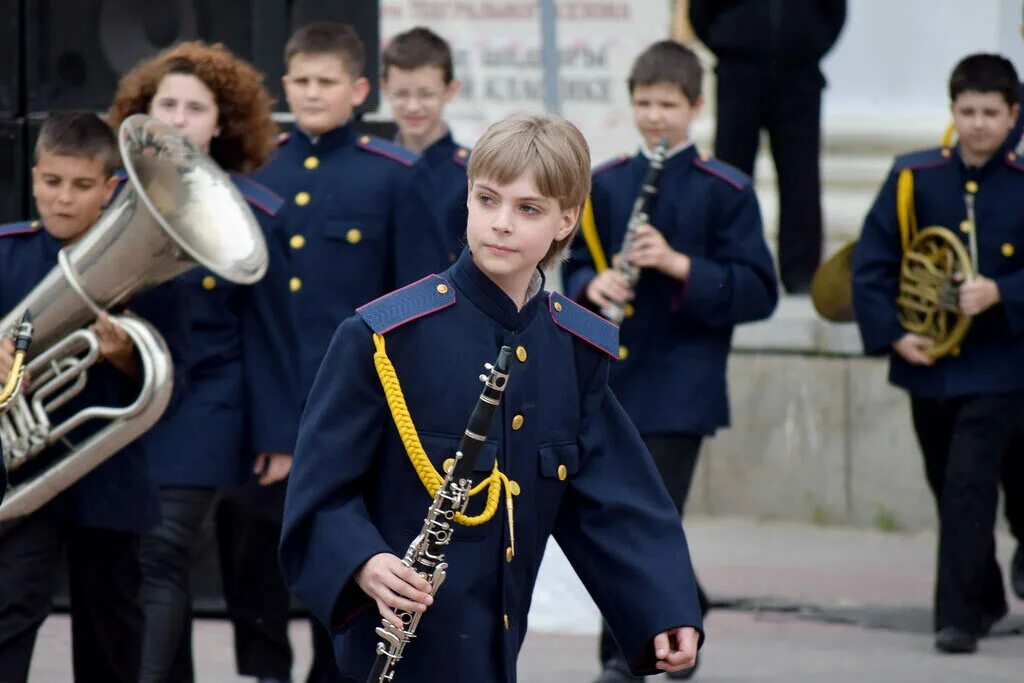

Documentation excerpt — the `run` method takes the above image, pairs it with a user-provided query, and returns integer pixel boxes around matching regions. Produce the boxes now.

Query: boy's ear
[557,204,582,239]
[690,93,706,117]
[351,77,371,107]
[445,78,462,102]
[1012,103,1021,126]
[102,173,121,205]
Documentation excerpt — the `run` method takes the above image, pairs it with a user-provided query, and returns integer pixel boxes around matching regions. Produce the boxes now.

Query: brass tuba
[0,114,268,524]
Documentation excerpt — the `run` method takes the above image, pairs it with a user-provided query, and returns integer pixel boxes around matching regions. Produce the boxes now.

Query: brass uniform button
[554,301,563,312]
[511,414,524,431]
[457,148,469,159]
[295,191,311,206]
[509,480,521,496]
[360,135,371,144]
[506,546,514,562]
[346,228,362,244]
[941,147,952,158]
[623,303,635,318]
[304,156,320,170]
[30,220,40,228]
[202,275,216,290]
[290,234,306,249]
[436,283,449,295]
[289,277,302,293]
[1003,243,1015,257]
[959,220,971,234]
[503,614,510,630]
[515,346,527,363]
[1010,152,1018,161]
[557,464,568,481]
[442,457,455,473]
[965,180,979,194]
[619,345,629,360]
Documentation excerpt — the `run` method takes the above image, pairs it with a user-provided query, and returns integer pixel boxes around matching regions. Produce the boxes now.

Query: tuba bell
[0,114,268,525]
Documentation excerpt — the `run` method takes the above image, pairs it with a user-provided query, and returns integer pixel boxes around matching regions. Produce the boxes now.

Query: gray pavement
[28,516,1024,681]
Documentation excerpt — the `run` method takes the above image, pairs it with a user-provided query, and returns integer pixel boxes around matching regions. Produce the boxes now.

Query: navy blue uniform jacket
[563,147,778,436]
[853,144,1024,398]
[252,122,446,399]
[411,130,470,264]
[144,175,300,487]
[0,220,187,532]
[280,251,704,682]
[1010,82,1024,152]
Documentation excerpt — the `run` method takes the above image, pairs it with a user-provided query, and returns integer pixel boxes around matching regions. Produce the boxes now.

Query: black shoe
[1012,544,1024,600]
[666,652,700,679]
[592,658,640,682]
[934,627,978,654]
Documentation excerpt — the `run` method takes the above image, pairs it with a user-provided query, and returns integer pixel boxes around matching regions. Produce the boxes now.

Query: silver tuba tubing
[0,317,172,522]
[0,114,269,524]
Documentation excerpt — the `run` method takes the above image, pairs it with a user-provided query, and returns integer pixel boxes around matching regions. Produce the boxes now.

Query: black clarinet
[600,136,669,323]
[367,346,513,683]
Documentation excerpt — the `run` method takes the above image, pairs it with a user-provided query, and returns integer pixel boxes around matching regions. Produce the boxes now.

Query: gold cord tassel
[371,333,519,528]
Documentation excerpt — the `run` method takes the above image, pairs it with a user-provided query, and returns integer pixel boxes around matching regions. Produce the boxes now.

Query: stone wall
[684,298,991,533]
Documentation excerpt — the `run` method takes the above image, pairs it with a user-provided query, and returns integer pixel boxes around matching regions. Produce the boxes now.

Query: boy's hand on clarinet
[356,553,434,629]
[627,224,691,281]
[586,270,632,309]
[653,626,699,673]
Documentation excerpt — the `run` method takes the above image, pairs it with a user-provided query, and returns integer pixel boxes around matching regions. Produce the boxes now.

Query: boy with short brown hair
[280,112,704,682]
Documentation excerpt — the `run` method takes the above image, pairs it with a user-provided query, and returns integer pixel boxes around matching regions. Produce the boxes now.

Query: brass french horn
[811,127,978,360]
[896,226,974,359]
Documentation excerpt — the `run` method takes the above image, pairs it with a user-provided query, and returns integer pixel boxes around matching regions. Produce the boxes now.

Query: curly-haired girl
[108,40,277,172]
[109,41,301,683]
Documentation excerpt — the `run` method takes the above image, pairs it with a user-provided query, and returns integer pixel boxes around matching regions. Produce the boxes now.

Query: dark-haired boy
[382,26,468,263]
[563,40,777,682]
[853,53,1024,654]
[0,112,187,682]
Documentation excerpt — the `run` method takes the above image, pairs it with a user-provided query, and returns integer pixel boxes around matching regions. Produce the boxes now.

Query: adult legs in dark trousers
[596,434,708,682]
[0,506,143,683]
[910,395,1020,651]
[138,486,218,683]
[714,62,824,293]
[216,477,344,683]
